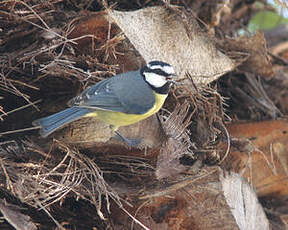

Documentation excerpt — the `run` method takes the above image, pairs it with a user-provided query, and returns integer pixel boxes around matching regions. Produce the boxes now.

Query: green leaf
[249,10,288,32]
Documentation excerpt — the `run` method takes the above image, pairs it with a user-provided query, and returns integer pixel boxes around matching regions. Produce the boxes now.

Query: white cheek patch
[144,72,167,88]
[147,64,175,75]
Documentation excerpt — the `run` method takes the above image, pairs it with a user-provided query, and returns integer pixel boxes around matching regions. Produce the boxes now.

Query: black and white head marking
[141,61,176,94]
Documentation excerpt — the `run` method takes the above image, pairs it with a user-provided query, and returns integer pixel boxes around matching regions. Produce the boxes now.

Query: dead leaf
[108,6,235,86]
[0,199,37,230]
[221,120,288,197]
[221,32,274,78]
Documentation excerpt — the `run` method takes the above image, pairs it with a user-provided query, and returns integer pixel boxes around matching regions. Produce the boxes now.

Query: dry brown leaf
[108,6,235,86]
[68,12,145,73]
[221,120,288,197]
[222,31,274,78]
[0,199,37,230]
[111,167,269,230]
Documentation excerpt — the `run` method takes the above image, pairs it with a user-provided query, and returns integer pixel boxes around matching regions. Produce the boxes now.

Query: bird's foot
[114,130,141,147]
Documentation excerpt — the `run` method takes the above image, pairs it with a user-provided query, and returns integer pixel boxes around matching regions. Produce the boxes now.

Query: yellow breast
[84,92,168,128]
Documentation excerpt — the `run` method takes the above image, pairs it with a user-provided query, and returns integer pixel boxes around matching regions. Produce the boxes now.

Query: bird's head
[141,61,176,94]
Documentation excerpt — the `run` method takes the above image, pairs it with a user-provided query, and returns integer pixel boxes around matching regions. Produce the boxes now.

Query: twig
[121,206,151,230]
[218,121,231,165]
[0,99,41,120]
[0,126,41,137]
[140,169,217,199]
[0,158,14,194]
[35,199,65,230]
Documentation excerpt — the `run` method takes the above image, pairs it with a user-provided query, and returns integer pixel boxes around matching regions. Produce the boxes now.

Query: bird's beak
[167,74,177,85]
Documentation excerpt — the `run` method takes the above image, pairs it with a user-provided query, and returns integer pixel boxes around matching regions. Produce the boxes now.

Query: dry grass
[0,139,122,220]
[1,0,284,229]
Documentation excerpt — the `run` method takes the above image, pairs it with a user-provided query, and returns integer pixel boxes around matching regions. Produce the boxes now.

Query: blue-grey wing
[69,71,155,114]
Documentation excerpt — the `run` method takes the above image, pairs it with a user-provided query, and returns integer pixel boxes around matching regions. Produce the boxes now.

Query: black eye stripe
[145,69,170,77]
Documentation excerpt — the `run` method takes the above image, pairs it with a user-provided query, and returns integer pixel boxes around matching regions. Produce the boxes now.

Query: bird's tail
[32,107,92,137]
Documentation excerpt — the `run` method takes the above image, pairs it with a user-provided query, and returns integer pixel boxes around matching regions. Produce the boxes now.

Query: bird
[32,61,176,146]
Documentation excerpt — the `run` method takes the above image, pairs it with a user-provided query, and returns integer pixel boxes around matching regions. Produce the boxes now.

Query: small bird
[32,61,176,146]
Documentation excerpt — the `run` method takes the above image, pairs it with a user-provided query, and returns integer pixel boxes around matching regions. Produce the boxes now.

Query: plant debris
[0,0,287,229]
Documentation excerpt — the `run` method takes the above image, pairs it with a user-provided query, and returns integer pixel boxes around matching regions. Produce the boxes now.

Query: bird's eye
[150,69,170,77]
